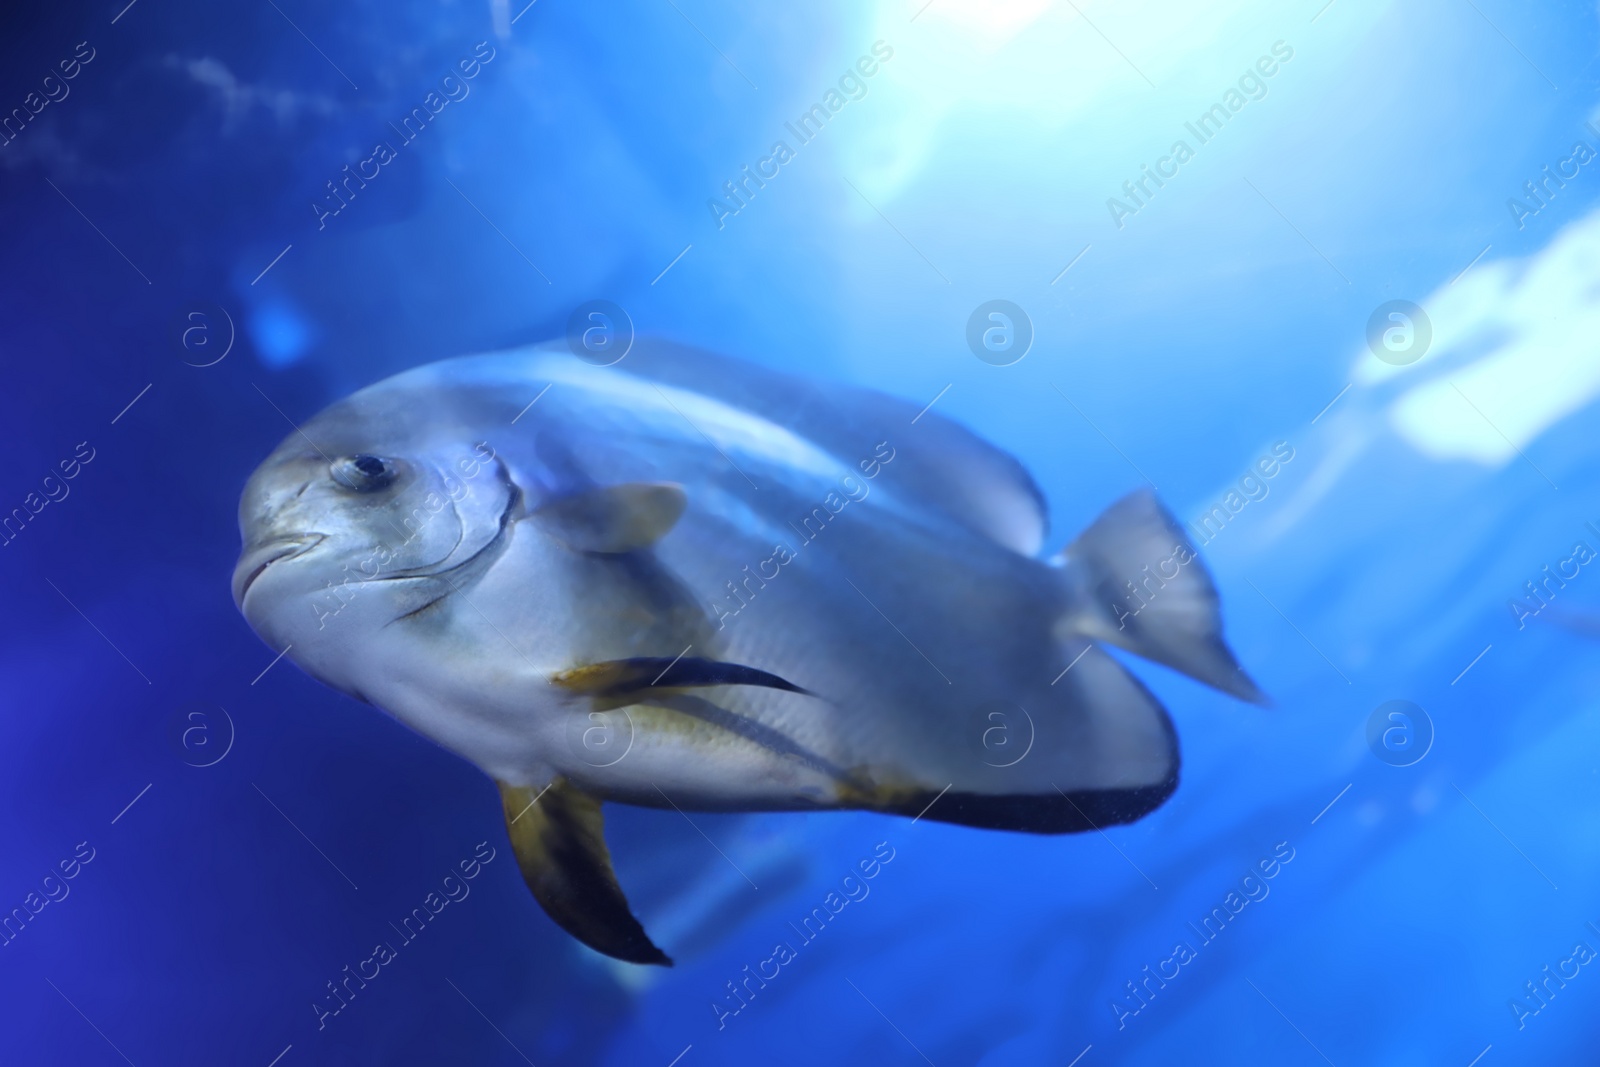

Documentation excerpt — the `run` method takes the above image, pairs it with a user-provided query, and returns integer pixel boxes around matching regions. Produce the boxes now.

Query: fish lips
[232,534,326,610]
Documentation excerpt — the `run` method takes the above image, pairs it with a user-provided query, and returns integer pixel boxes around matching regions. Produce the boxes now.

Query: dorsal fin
[498,778,671,966]
[524,342,1049,554]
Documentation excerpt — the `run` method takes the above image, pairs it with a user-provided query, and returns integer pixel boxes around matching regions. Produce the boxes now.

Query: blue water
[5,1,1599,1063]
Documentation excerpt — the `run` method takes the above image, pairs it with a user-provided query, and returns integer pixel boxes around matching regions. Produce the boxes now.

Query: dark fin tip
[892,778,1180,835]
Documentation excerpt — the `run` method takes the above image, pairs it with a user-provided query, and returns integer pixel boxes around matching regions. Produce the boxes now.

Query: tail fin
[1059,489,1267,704]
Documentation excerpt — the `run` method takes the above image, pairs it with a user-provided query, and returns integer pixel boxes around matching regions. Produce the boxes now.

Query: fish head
[232,394,517,681]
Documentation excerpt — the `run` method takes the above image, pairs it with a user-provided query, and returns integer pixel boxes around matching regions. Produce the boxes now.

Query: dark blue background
[3,0,1599,1063]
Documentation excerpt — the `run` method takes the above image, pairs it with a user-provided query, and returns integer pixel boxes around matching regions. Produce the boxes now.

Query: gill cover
[347,447,513,580]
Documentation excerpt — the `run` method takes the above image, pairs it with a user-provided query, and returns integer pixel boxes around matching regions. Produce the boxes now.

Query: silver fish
[233,340,1263,964]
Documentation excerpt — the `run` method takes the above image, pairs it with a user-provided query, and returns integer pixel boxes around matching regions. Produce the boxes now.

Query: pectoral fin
[498,778,671,966]
[531,482,687,553]
[551,656,812,700]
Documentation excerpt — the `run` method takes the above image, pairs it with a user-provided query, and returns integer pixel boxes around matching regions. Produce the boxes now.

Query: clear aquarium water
[3,1,1599,1064]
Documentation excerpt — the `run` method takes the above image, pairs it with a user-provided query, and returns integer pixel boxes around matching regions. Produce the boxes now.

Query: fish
[232,339,1265,966]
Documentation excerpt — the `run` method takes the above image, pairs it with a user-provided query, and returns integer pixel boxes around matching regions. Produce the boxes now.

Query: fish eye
[331,454,399,492]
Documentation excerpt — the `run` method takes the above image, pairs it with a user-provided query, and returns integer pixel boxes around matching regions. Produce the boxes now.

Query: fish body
[234,340,1262,963]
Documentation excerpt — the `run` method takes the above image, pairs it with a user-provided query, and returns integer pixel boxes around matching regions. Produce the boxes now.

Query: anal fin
[498,778,672,966]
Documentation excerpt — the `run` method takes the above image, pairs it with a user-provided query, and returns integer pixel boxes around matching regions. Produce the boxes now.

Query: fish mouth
[233,535,326,608]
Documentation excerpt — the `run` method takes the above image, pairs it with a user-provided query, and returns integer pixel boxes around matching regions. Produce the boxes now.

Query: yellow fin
[550,656,809,699]
[498,778,671,966]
